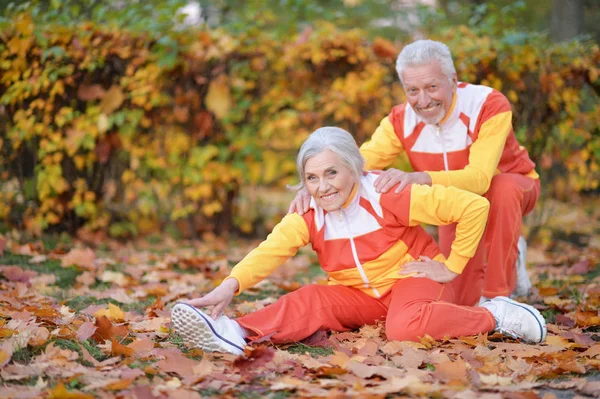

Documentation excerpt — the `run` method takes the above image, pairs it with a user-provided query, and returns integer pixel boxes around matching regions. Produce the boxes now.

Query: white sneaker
[171,303,247,355]
[512,236,532,297]
[478,296,491,306]
[481,296,547,344]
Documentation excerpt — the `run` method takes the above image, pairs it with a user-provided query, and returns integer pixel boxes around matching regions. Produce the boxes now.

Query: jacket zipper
[339,209,381,298]
[436,125,449,171]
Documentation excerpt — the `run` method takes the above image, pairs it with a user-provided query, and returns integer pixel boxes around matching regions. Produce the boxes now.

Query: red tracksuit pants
[443,174,541,305]
[236,277,495,344]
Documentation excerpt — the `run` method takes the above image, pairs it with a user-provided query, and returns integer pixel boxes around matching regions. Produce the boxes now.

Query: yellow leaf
[205,75,232,119]
[100,85,124,114]
[94,303,125,322]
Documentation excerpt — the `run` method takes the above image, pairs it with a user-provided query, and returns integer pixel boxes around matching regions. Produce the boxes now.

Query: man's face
[401,61,457,125]
[304,149,356,212]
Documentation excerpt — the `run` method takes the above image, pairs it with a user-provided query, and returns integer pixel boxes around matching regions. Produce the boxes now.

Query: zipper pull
[338,210,343,221]
[436,125,441,137]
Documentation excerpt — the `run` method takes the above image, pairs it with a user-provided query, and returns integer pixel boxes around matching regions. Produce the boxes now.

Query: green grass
[284,342,334,358]
[60,295,157,314]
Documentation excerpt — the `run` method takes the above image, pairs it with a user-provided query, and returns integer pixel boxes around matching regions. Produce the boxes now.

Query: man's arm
[426,92,512,195]
[383,184,490,274]
[359,116,404,170]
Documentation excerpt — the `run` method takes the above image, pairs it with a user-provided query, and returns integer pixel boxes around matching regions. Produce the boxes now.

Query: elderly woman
[171,127,546,355]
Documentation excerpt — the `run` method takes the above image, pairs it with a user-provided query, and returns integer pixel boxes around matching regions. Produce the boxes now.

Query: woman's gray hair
[395,40,457,84]
[289,127,364,191]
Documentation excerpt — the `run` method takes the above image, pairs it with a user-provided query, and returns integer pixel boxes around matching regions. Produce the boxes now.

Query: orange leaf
[0,341,13,367]
[105,379,134,391]
[47,383,95,399]
[111,339,134,357]
[91,316,129,342]
[372,37,397,59]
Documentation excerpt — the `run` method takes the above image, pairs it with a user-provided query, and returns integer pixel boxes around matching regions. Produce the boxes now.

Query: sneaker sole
[496,297,547,344]
[171,303,245,355]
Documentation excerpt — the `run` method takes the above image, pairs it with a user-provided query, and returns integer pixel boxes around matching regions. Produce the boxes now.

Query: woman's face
[304,149,356,212]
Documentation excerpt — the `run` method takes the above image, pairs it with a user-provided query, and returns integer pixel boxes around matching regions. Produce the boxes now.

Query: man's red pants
[442,174,541,305]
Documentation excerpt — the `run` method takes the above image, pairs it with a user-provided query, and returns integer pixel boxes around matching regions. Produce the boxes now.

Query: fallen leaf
[234,345,275,373]
[111,339,134,357]
[61,248,96,270]
[76,322,97,342]
[47,382,95,399]
[94,303,125,322]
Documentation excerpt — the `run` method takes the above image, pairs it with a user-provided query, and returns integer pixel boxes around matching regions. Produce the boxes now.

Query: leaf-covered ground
[1,198,599,398]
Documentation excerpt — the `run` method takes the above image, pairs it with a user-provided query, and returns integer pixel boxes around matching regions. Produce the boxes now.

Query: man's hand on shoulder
[373,169,432,194]
[288,187,311,215]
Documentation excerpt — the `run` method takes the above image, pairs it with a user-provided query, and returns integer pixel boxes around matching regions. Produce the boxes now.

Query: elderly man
[290,40,540,306]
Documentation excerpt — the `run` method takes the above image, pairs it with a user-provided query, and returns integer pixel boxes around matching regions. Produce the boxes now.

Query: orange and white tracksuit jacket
[226,172,490,299]
[360,82,538,195]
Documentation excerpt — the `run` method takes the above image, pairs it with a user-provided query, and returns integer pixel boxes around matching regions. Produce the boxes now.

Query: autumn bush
[1,13,599,238]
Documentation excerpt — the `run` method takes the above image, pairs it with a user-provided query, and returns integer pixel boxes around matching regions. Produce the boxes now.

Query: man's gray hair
[290,127,364,191]
[395,39,457,84]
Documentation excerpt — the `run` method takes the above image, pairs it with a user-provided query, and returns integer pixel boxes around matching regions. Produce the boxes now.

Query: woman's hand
[184,278,239,319]
[398,256,458,283]
[287,187,311,215]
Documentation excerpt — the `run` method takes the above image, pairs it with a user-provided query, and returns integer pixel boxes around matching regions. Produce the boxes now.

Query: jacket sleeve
[225,213,310,294]
[426,93,512,195]
[382,184,489,274]
[359,116,404,170]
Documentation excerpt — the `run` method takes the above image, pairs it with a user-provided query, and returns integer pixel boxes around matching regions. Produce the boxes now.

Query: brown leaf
[99,85,125,114]
[433,358,468,383]
[155,351,200,378]
[174,106,190,123]
[234,345,275,373]
[27,326,50,347]
[575,310,600,327]
[128,338,155,355]
[555,314,575,327]
[568,259,590,275]
[193,111,213,139]
[77,84,105,101]
[61,248,96,270]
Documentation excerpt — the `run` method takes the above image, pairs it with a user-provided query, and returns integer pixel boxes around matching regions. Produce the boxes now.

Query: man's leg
[482,174,540,298]
[384,278,495,341]
[236,284,388,344]
[440,224,486,306]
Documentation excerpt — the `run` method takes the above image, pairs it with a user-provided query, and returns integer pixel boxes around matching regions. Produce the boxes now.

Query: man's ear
[451,73,458,90]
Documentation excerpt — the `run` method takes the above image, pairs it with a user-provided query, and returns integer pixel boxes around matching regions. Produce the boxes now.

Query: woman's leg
[236,284,388,344]
[384,278,495,342]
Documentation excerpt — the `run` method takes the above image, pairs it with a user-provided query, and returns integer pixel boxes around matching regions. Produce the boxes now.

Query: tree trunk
[552,0,585,42]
